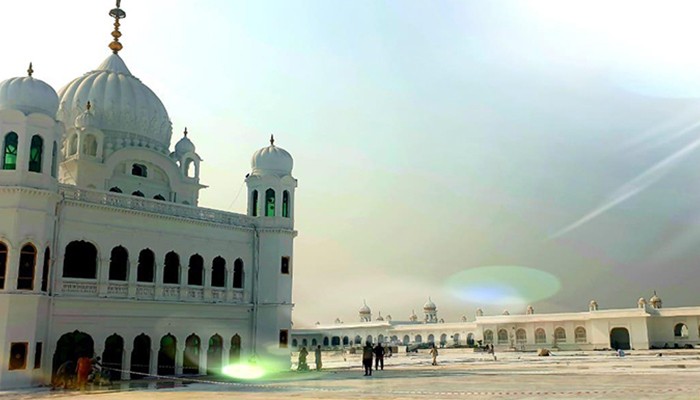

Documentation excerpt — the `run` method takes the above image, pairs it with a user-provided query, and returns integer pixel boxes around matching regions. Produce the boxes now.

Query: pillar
[150,346,158,376]
[175,344,183,375]
[122,345,132,380]
[128,258,137,298]
[98,257,109,296]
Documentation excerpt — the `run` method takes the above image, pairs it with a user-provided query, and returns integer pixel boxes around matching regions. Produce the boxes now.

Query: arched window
[515,328,526,344]
[233,258,243,289]
[185,159,195,178]
[132,190,145,197]
[51,141,58,178]
[108,246,129,281]
[183,334,200,375]
[251,190,258,217]
[83,134,97,156]
[137,249,155,283]
[187,254,203,286]
[484,330,494,344]
[674,323,689,338]
[331,336,340,346]
[28,135,43,173]
[535,328,546,344]
[322,337,329,346]
[163,251,179,284]
[282,190,290,218]
[497,329,508,344]
[63,241,98,279]
[41,247,50,292]
[0,242,7,289]
[132,163,147,177]
[229,334,241,363]
[265,188,275,217]
[211,257,226,288]
[403,335,410,345]
[427,334,435,344]
[575,326,587,343]
[342,336,349,345]
[17,244,36,290]
[292,339,298,348]
[153,195,165,201]
[414,335,422,344]
[554,327,567,342]
[109,187,123,193]
[2,132,18,170]
[158,334,177,375]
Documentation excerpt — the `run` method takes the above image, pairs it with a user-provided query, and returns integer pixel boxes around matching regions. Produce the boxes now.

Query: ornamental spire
[184,127,188,137]
[27,62,33,77]
[108,0,127,54]
[270,134,275,146]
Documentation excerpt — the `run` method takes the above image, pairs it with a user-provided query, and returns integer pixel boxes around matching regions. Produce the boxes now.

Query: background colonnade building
[0,2,297,390]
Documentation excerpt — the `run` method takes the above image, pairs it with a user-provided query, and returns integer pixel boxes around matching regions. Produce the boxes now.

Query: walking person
[315,345,323,370]
[76,356,92,390]
[373,343,385,370]
[298,347,309,371]
[362,342,373,376]
[430,344,438,366]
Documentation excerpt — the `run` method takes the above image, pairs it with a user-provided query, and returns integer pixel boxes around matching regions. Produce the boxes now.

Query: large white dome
[251,136,293,176]
[57,54,172,149]
[0,72,59,116]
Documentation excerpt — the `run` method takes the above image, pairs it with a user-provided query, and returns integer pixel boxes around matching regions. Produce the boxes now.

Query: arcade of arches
[52,331,243,379]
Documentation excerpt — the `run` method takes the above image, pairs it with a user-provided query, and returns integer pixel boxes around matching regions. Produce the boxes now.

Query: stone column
[122,346,132,380]
[179,265,188,301]
[34,247,47,294]
[5,249,20,290]
[128,258,137,298]
[98,257,110,296]
[175,344,183,375]
[203,266,212,301]
[222,340,231,367]
[154,260,163,299]
[150,346,159,376]
[199,345,207,375]
[225,268,234,302]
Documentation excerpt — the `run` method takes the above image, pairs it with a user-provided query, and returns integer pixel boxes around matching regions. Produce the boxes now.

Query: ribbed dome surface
[57,54,172,147]
[174,134,195,157]
[0,75,59,116]
[423,298,436,310]
[251,140,293,176]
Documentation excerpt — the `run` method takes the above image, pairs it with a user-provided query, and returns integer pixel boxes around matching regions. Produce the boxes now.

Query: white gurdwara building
[0,3,297,389]
[293,294,700,353]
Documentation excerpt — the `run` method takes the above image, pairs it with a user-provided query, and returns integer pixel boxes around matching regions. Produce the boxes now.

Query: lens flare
[222,363,266,380]
[445,266,561,305]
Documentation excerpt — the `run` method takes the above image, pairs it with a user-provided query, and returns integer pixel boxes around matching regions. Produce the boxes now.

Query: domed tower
[359,301,372,322]
[0,63,62,389]
[171,128,202,181]
[246,135,297,369]
[423,297,437,323]
[649,291,662,309]
[409,310,418,322]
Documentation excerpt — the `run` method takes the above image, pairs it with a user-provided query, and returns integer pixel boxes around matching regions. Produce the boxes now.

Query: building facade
[0,3,297,390]
[292,295,700,353]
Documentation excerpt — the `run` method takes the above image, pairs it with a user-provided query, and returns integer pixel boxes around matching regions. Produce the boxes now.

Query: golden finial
[27,62,33,77]
[108,0,126,54]
[184,127,188,137]
[86,101,91,111]
[270,134,275,146]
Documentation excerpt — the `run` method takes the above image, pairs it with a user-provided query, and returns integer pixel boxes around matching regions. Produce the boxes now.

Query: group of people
[362,342,389,376]
[297,345,323,371]
[52,356,107,390]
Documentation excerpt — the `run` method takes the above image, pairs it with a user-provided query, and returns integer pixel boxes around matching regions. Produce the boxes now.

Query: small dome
[409,310,418,321]
[475,308,484,317]
[0,65,59,116]
[359,301,371,314]
[423,297,437,311]
[461,315,467,322]
[74,101,98,128]
[376,312,384,321]
[174,128,195,158]
[385,315,392,322]
[502,310,510,315]
[251,135,293,176]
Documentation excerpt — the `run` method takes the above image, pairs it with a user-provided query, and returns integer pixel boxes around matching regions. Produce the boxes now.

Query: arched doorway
[610,327,631,350]
[183,334,201,375]
[158,334,177,375]
[467,333,475,346]
[207,335,223,375]
[229,334,241,363]
[52,331,94,377]
[131,334,151,379]
[102,334,124,381]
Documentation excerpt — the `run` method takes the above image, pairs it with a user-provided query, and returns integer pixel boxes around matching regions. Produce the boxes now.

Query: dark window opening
[251,190,258,217]
[17,244,36,290]
[34,342,42,369]
[132,164,147,177]
[109,187,123,193]
[9,342,28,370]
[281,257,290,275]
[41,247,50,292]
[282,191,290,218]
[0,242,7,289]
[3,132,18,170]
[108,246,129,281]
[163,252,179,284]
[132,190,145,197]
[153,194,165,201]
[28,135,43,173]
[211,257,226,288]
[187,254,204,286]
[265,189,275,217]
[63,241,98,279]
[137,249,155,283]
[279,330,289,348]
[233,259,244,289]
[51,141,57,178]
[183,334,200,375]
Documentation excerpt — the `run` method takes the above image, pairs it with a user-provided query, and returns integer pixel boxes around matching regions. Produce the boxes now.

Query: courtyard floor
[3,349,700,399]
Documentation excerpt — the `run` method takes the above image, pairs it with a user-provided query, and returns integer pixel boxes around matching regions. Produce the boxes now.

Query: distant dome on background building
[0,64,58,116]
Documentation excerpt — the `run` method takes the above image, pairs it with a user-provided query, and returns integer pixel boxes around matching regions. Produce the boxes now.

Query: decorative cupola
[502,310,510,315]
[589,300,598,311]
[637,297,647,309]
[526,305,534,315]
[376,312,384,321]
[359,300,371,322]
[423,297,438,323]
[65,101,104,161]
[409,310,418,322]
[0,63,59,116]
[461,315,467,322]
[385,315,392,322]
[246,135,297,220]
[171,128,202,179]
[649,291,662,309]
[475,308,484,317]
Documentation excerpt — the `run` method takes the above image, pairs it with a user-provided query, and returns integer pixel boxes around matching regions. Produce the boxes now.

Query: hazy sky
[3,1,700,326]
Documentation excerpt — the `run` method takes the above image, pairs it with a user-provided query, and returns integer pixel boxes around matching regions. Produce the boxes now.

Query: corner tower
[246,135,297,369]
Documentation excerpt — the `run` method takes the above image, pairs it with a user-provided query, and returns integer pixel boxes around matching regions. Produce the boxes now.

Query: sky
[3,0,700,326]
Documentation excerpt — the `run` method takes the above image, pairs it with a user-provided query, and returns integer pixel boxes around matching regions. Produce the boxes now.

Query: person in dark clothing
[362,342,373,376]
[373,343,385,370]
[52,360,75,390]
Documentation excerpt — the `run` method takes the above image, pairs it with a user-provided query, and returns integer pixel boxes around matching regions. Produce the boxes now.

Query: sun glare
[222,363,266,380]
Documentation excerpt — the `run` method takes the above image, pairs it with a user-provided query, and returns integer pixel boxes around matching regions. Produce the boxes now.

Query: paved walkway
[4,350,700,399]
